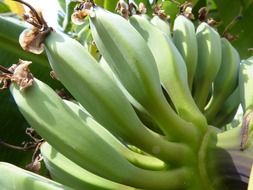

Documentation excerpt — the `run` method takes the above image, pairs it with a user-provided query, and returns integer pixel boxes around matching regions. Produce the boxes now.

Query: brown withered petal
[138,3,147,14]
[11,60,34,92]
[240,111,253,150]
[19,28,45,54]
[0,74,12,90]
[71,10,90,25]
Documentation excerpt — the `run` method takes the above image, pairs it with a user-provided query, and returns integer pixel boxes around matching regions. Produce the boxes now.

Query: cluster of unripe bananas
[0,0,253,190]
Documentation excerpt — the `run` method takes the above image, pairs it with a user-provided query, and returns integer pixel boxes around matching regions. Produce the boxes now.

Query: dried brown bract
[180,1,194,20]
[71,1,95,24]
[13,0,52,54]
[198,7,208,22]
[12,60,34,91]
[71,9,90,25]
[240,111,253,150]
[223,32,239,42]
[0,73,12,90]
[19,27,49,54]
[207,18,220,27]
[116,0,130,19]
[138,3,147,14]
[153,4,169,21]
[0,59,34,92]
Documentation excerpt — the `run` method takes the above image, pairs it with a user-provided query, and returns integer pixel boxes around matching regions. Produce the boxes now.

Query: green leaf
[230,4,253,59]
[94,0,104,7]
[242,0,253,8]
[159,1,179,22]
[0,2,11,13]
[213,0,253,58]
[214,0,242,25]
[103,0,118,12]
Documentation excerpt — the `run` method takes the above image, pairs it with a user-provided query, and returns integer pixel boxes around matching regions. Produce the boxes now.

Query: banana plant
[1,0,253,190]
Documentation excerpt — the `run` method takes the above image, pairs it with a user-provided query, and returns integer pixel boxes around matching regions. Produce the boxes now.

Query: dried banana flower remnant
[71,9,91,25]
[12,60,34,91]
[19,28,47,54]
[71,1,95,25]
[0,60,34,92]
[14,0,52,54]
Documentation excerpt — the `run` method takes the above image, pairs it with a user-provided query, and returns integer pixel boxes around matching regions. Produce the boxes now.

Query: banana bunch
[1,0,253,190]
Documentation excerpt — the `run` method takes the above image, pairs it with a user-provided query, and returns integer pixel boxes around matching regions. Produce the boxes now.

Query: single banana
[204,38,240,122]
[129,15,207,133]
[63,99,167,171]
[0,162,73,190]
[193,22,222,111]
[211,86,240,127]
[40,142,140,190]
[10,78,191,189]
[150,15,171,37]
[173,15,198,90]
[100,57,163,134]
[89,7,200,144]
[43,30,192,164]
[239,56,253,112]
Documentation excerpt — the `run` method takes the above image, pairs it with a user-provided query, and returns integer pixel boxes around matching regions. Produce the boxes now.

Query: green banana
[43,30,192,164]
[150,15,171,37]
[211,86,240,127]
[0,162,73,190]
[99,57,163,134]
[63,99,167,171]
[193,22,222,111]
[40,142,140,190]
[10,77,191,189]
[239,56,253,112]
[129,14,207,133]
[204,38,240,122]
[173,15,198,90]
[99,56,115,79]
[89,7,200,144]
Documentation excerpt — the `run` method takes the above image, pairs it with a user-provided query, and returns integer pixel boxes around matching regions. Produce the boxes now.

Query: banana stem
[125,124,195,165]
